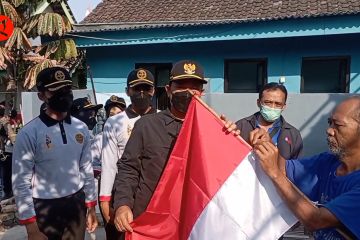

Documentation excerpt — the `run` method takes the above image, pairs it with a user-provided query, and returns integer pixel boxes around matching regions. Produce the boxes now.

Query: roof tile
[82,0,360,24]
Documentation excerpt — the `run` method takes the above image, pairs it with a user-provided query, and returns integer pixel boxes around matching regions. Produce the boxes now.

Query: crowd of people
[6,60,360,240]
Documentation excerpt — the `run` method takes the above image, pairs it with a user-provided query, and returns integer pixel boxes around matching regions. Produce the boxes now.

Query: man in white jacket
[12,67,98,240]
[99,69,156,240]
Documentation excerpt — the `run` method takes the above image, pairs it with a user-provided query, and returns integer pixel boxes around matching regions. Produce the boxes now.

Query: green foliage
[0,0,82,90]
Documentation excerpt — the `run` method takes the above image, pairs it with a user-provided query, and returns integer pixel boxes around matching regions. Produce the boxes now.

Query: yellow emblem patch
[184,63,196,75]
[127,125,133,137]
[54,70,65,81]
[137,69,147,79]
[110,95,118,101]
[75,133,84,144]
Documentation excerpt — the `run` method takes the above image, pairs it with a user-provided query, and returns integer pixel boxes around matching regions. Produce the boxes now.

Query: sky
[67,0,102,23]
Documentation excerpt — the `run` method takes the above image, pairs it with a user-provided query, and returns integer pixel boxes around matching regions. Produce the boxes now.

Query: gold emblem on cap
[110,95,117,101]
[184,63,196,75]
[75,133,84,144]
[137,70,147,79]
[54,70,65,81]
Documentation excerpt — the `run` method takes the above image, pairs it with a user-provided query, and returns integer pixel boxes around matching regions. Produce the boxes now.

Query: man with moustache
[236,82,303,160]
[253,96,360,239]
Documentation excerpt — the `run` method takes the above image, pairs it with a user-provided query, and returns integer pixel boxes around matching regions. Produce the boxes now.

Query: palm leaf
[44,40,60,58]
[30,12,69,37]
[51,39,77,61]
[10,0,25,7]
[0,47,14,70]
[5,27,32,51]
[1,0,21,26]
[23,14,39,36]
[24,59,56,89]
[62,15,72,32]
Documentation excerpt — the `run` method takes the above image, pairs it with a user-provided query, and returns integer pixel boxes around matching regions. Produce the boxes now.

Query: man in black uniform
[112,60,238,234]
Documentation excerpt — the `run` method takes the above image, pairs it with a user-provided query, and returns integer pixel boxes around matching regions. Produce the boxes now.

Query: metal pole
[87,65,98,104]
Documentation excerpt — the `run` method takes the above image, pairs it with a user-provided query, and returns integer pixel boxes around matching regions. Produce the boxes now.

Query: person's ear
[257,99,261,108]
[150,87,155,96]
[165,85,171,97]
[38,92,45,101]
[125,87,129,97]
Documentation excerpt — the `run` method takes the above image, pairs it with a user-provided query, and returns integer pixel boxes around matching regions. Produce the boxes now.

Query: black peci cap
[36,67,73,92]
[170,60,207,83]
[127,69,155,87]
[105,95,126,111]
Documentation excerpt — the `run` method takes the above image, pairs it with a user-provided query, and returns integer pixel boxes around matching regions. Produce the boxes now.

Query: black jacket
[236,112,303,160]
[113,109,183,218]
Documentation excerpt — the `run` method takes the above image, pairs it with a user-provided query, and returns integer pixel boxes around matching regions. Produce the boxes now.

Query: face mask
[87,117,97,130]
[73,110,97,130]
[130,92,152,113]
[260,105,283,122]
[48,91,74,113]
[170,90,193,113]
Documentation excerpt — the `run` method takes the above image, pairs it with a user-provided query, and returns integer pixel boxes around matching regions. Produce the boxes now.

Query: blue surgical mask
[260,105,283,122]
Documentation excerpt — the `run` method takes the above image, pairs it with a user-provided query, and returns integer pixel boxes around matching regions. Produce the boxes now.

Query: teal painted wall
[84,34,360,93]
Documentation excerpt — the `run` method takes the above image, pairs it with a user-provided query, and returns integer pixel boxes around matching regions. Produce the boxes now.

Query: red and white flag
[126,97,297,240]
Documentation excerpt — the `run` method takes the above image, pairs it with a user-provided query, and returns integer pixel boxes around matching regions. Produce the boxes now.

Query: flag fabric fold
[126,97,297,240]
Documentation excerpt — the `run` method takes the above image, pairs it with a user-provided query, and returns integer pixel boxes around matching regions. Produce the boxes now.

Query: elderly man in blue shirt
[252,96,360,239]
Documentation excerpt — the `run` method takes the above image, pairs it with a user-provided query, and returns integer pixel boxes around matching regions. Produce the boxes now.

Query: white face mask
[260,105,283,122]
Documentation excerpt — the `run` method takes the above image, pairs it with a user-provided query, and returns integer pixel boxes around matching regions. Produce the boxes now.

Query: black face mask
[87,117,97,130]
[47,91,74,113]
[73,110,97,130]
[170,90,193,113]
[130,92,152,113]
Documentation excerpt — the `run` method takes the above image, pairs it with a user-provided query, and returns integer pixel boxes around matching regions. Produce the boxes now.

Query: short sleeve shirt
[286,152,360,239]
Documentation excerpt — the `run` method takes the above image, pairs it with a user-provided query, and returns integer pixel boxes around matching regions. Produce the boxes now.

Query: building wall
[85,34,360,94]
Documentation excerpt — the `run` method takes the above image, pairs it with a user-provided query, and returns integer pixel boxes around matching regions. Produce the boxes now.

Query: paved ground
[0,225,106,240]
[0,225,312,240]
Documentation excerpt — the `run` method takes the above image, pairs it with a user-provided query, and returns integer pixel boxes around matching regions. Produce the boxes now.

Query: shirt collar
[162,108,184,125]
[125,105,156,119]
[39,110,71,127]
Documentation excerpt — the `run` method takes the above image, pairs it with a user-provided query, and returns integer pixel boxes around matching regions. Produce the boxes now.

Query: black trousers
[0,153,12,197]
[33,189,87,240]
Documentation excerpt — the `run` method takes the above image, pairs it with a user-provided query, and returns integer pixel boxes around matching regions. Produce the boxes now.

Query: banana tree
[0,0,81,112]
